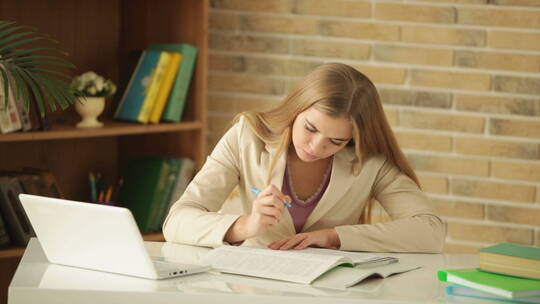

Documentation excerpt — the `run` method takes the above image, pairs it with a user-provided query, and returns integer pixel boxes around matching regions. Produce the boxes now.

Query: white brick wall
[207,0,540,253]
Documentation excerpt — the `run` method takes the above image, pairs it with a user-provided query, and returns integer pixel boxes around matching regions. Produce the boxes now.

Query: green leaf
[0,30,34,46]
[9,69,30,111]
[0,47,66,60]
[0,37,52,55]
[0,67,9,108]
[16,60,75,69]
[35,73,70,110]
[0,25,33,41]
[15,67,48,115]
[0,21,17,32]
[26,67,73,81]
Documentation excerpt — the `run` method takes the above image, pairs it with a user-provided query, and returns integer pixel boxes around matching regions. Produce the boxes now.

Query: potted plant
[0,20,79,125]
[70,71,116,128]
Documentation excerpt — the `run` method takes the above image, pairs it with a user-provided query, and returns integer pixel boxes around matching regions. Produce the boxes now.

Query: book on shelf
[149,52,182,124]
[148,43,198,123]
[201,245,419,289]
[479,242,540,280]
[438,268,540,299]
[0,209,12,248]
[7,72,32,131]
[167,157,196,210]
[148,158,180,232]
[0,79,22,134]
[0,176,35,246]
[445,284,540,304]
[137,51,171,124]
[119,157,174,233]
[114,50,161,123]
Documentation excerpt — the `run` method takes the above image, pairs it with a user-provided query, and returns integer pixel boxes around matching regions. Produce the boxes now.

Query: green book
[480,243,540,261]
[438,269,540,299]
[147,43,198,123]
[479,243,540,280]
[148,158,180,232]
[119,158,171,233]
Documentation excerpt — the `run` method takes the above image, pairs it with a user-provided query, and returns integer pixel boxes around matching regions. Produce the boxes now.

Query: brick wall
[207,0,540,253]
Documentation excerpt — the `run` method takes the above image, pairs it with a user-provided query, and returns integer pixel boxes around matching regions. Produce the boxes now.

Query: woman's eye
[330,140,343,146]
[305,125,317,133]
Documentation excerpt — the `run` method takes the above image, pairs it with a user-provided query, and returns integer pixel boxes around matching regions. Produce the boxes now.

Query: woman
[163,63,446,253]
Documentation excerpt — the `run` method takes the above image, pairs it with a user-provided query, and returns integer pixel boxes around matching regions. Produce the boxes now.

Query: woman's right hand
[225,185,291,243]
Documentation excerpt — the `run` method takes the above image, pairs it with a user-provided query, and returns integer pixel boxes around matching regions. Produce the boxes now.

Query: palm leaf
[0,67,9,107]
[0,20,76,118]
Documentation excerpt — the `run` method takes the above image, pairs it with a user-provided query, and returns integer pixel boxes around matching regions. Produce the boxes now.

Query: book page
[201,246,348,284]
[312,262,421,289]
[301,248,398,266]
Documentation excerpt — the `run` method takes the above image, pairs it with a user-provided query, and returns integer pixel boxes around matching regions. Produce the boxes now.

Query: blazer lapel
[301,148,356,232]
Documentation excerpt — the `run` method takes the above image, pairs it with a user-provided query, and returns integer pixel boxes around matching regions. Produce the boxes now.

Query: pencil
[250,187,292,208]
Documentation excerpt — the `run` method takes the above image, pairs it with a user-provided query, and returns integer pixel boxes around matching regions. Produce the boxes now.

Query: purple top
[282,163,332,233]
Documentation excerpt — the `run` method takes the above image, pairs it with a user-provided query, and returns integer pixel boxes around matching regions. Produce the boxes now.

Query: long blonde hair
[234,63,420,223]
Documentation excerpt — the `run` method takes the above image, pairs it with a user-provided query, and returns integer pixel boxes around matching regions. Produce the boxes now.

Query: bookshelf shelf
[0,121,204,143]
[0,247,25,259]
[0,1,208,302]
[142,233,166,242]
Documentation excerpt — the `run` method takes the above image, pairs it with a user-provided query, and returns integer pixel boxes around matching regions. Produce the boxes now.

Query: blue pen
[250,187,292,208]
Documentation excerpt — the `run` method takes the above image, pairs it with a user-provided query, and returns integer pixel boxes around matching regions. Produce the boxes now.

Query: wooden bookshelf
[0,0,208,302]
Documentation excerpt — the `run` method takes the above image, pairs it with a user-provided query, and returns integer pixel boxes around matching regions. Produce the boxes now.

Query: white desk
[9,238,478,304]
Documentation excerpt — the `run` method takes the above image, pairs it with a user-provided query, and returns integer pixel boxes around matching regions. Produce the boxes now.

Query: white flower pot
[75,96,105,128]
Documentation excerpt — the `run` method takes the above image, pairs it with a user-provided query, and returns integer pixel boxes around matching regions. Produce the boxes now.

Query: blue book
[446,284,540,304]
[114,50,161,122]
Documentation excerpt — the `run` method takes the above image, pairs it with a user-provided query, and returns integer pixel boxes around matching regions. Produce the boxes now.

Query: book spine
[137,52,171,124]
[114,50,161,122]
[149,52,182,124]
[0,176,34,246]
[0,84,22,134]
[8,73,32,131]
[144,160,171,232]
[162,44,198,122]
[150,158,180,232]
[0,211,12,248]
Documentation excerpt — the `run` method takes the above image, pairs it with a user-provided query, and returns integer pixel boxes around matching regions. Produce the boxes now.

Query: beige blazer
[163,117,446,253]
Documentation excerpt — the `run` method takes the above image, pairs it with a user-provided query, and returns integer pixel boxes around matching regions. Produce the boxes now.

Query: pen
[250,187,292,208]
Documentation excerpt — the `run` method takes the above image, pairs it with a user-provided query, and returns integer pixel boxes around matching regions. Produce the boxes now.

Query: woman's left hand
[268,228,341,250]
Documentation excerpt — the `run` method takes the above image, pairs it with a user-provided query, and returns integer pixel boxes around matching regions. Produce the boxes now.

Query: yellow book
[137,51,171,123]
[149,52,182,124]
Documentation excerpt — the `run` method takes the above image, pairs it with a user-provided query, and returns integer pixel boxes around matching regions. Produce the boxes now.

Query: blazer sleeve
[162,120,244,248]
[335,159,446,253]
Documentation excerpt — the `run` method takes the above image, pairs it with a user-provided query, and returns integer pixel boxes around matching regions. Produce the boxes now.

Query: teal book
[119,158,171,233]
[479,243,540,280]
[446,284,540,304]
[438,269,540,299]
[148,158,180,232]
[147,43,198,123]
[114,50,161,122]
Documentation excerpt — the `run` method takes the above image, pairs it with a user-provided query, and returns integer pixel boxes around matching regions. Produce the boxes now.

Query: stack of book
[0,72,35,134]
[439,243,540,303]
[0,169,62,248]
[118,157,196,233]
[114,43,198,124]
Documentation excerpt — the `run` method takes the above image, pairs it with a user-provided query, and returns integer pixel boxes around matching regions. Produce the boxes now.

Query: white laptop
[19,194,210,280]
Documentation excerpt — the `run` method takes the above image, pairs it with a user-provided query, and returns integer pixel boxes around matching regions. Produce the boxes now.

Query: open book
[201,245,421,289]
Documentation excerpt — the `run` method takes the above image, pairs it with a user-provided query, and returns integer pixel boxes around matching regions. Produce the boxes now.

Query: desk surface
[9,238,478,304]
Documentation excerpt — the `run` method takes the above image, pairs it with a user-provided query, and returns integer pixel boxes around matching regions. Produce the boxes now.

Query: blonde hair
[233,63,420,223]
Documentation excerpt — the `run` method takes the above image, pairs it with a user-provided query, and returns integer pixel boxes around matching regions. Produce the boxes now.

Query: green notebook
[480,243,540,261]
[438,269,540,299]
[119,158,171,233]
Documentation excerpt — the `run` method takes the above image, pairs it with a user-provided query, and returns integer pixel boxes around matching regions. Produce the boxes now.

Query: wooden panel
[0,0,121,119]
[0,138,119,201]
